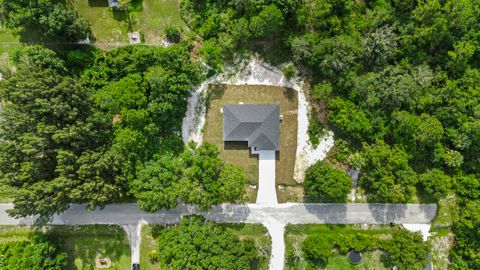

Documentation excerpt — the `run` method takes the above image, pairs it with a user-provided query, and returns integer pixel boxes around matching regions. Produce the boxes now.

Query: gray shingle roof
[223,104,280,151]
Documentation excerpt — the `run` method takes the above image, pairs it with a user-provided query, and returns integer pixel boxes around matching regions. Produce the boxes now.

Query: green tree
[304,161,351,202]
[418,168,452,200]
[165,25,181,43]
[359,140,417,203]
[95,73,147,114]
[385,230,430,270]
[130,154,183,211]
[363,25,398,69]
[249,4,284,37]
[0,48,123,220]
[301,234,334,264]
[2,0,91,41]
[155,216,258,269]
[0,238,67,270]
[327,97,373,140]
[181,143,246,209]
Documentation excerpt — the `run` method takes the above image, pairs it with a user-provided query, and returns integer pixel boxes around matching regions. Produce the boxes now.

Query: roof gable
[223,104,280,151]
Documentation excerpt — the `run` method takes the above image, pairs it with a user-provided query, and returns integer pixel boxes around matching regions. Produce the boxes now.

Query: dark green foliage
[307,116,324,147]
[300,226,428,269]
[0,45,204,220]
[249,4,284,37]
[0,49,123,219]
[304,161,351,203]
[385,230,430,270]
[155,216,258,270]
[359,140,417,203]
[282,64,297,79]
[327,97,373,140]
[418,169,452,200]
[10,46,67,72]
[0,238,67,269]
[165,25,181,43]
[2,0,91,41]
[301,234,334,263]
[130,143,247,211]
[311,82,332,102]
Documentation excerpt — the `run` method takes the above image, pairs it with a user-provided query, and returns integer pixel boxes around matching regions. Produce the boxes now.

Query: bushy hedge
[300,227,429,270]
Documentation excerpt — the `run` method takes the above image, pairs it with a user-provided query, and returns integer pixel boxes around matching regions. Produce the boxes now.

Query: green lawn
[285,224,402,270]
[0,226,35,242]
[49,225,131,270]
[0,225,131,269]
[141,223,271,270]
[69,0,186,45]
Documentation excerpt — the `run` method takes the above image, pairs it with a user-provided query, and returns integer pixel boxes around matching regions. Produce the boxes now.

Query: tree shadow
[367,204,408,224]
[282,87,296,102]
[303,203,348,224]
[112,9,128,21]
[88,0,109,7]
[129,0,144,12]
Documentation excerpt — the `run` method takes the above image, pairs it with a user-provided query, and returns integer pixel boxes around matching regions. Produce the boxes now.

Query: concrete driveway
[256,150,277,204]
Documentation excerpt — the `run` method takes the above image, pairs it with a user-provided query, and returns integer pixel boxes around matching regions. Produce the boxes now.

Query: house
[222,104,280,154]
[222,104,280,204]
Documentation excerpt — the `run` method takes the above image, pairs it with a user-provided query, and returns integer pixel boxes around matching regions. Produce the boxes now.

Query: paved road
[0,203,437,225]
[0,203,437,270]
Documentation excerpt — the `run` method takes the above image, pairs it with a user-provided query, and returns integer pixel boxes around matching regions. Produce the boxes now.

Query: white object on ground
[257,151,278,204]
[402,224,432,241]
[181,58,334,182]
[121,222,142,265]
[264,221,285,270]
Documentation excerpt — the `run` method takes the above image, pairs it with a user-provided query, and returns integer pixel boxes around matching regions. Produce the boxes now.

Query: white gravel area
[181,58,334,182]
[402,223,432,241]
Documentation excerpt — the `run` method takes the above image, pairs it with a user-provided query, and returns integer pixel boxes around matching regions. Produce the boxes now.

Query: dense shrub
[304,161,351,203]
[155,216,258,269]
[0,238,67,269]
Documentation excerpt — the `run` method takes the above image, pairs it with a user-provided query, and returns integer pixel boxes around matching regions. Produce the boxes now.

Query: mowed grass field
[203,84,300,203]
[49,225,131,270]
[140,223,271,270]
[69,0,185,44]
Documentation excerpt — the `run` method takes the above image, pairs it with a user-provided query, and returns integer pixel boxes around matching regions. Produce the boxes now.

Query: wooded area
[0,0,479,268]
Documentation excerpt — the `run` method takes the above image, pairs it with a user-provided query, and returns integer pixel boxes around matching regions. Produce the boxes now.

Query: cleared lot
[202,84,300,202]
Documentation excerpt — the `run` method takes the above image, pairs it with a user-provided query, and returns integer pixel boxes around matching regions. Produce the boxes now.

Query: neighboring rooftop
[223,104,280,151]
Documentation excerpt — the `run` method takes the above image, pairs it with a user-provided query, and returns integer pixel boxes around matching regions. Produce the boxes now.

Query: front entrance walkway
[256,150,278,204]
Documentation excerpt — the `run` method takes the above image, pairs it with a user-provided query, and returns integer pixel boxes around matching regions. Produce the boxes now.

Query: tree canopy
[304,161,352,203]
[154,216,258,270]
[0,238,67,270]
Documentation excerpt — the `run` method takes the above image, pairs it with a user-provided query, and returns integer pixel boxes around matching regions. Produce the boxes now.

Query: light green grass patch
[0,22,22,55]
[69,0,185,45]
[49,225,131,270]
[0,226,35,242]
